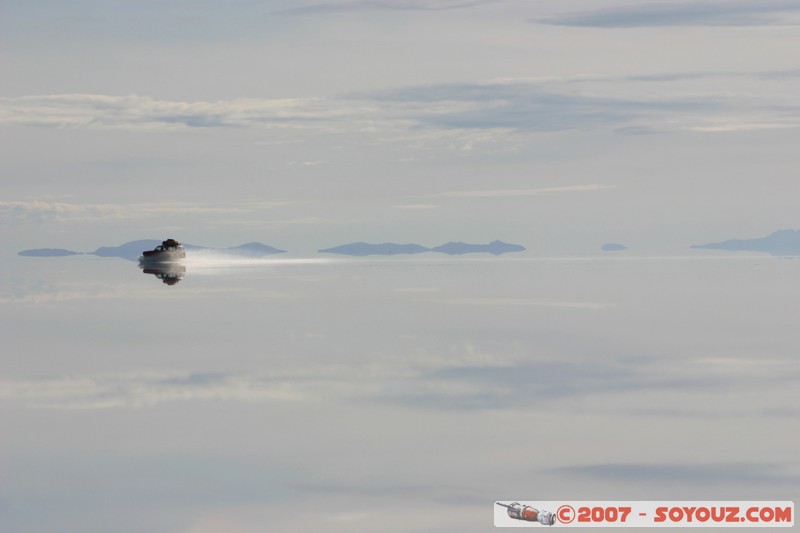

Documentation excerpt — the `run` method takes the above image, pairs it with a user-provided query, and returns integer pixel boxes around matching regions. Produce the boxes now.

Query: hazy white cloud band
[2,356,793,413]
[0,94,367,131]
[0,200,249,225]
[2,80,797,136]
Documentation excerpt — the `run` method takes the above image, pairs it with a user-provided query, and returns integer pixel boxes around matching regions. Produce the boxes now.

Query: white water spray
[182,250,341,272]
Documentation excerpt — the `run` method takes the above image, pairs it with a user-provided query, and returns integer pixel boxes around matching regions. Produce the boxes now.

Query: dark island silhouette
[20,240,286,261]
[601,243,628,252]
[692,229,800,257]
[225,242,287,257]
[18,248,83,257]
[319,240,525,257]
[432,240,526,255]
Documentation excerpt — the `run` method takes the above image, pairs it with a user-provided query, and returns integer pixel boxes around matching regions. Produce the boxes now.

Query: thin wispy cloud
[378,352,800,414]
[0,94,368,131]
[536,1,800,28]
[375,360,717,411]
[0,200,120,225]
[391,204,440,209]
[287,160,324,167]
[279,0,496,15]
[687,122,799,133]
[357,80,795,135]
[0,368,417,410]
[2,353,793,412]
[489,68,800,88]
[365,83,657,131]
[0,200,249,225]
[3,77,797,140]
[429,297,613,309]
[0,363,683,410]
[548,462,800,487]
[759,68,800,80]
[0,372,303,409]
[0,282,133,305]
[432,184,616,199]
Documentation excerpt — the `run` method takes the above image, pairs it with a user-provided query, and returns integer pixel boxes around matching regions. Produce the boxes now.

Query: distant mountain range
[20,231,800,259]
[319,240,526,256]
[19,240,286,261]
[19,239,526,260]
[692,229,800,256]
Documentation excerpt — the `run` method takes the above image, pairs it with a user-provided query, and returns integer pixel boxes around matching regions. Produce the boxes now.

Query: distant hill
[18,248,82,257]
[432,240,526,255]
[319,242,430,256]
[320,240,525,257]
[20,240,286,261]
[222,242,286,256]
[692,229,800,256]
[92,240,163,261]
[601,243,628,252]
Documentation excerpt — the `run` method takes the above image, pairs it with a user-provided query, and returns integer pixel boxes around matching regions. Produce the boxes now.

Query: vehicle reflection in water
[140,262,186,285]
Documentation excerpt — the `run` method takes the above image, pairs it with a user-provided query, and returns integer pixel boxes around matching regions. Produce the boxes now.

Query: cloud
[372,79,800,136]
[0,282,133,304]
[536,1,800,28]
[427,297,613,309]
[279,0,496,16]
[3,76,798,142]
[0,200,121,225]
[360,81,728,133]
[0,94,368,131]
[285,480,486,506]
[3,353,794,412]
[0,200,248,225]
[391,204,440,209]
[687,122,798,132]
[548,462,800,487]
[0,372,305,409]
[375,360,719,411]
[489,68,800,86]
[287,160,324,167]
[0,359,649,410]
[374,353,800,413]
[432,184,616,199]
[759,68,800,80]
[0,86,711,134]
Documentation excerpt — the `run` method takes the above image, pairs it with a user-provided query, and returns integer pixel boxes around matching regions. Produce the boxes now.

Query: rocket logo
[497,502,556,526]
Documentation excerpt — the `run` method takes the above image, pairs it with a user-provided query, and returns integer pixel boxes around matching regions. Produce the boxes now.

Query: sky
[2,0,800,255]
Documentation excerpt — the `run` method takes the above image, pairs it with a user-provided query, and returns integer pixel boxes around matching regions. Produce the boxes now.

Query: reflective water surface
[1,253,798,532]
